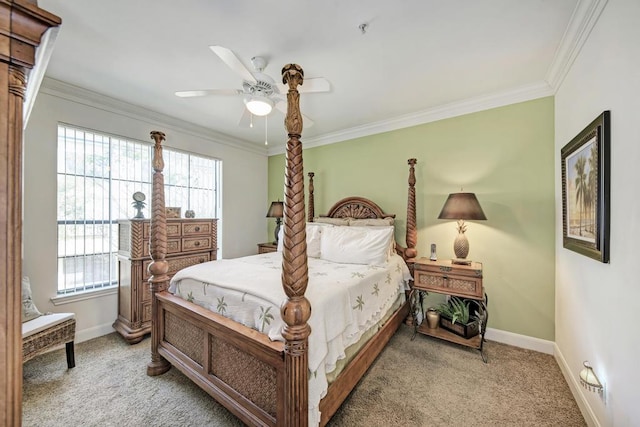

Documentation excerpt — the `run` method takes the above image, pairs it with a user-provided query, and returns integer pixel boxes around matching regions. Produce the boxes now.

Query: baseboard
[484,327,555,354]
[554,344,601,427]
[75,322,116,344]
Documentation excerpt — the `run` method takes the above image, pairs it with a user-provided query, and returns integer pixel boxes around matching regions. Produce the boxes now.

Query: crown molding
[545,0,609,91]
[40,77,267,156]
[267,80,554,156]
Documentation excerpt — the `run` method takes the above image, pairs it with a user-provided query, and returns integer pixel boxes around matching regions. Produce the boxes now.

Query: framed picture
[166,207,181,219]
[561,111,610,263]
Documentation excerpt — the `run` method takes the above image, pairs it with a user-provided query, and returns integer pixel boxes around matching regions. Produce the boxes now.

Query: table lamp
[266,200,284,244]
[437,192,487,264]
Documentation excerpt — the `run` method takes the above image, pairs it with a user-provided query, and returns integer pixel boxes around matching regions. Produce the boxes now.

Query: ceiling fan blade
[175,89,242,97]
[301,77,331,93]
[209,45,257,84]
[275,100,314,128]
[238,108,253,127]
[277,77,330,95]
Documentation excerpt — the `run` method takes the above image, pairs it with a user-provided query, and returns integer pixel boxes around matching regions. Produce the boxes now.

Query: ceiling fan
[175,46,331,128]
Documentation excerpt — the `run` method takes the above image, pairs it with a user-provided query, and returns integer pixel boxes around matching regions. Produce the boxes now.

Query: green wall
[268,97,555,340]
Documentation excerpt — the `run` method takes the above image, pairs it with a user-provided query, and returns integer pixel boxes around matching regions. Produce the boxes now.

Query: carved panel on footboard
[157,297,285,426]
[211,339,278,418]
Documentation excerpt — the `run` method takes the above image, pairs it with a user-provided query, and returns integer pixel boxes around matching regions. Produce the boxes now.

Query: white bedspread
[168,251,412,425]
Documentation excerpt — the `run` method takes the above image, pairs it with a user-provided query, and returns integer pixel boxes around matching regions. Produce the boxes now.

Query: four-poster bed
[145,64,418,426]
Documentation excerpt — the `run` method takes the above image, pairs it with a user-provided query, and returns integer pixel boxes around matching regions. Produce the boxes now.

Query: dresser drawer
[142,238,181,257]
[143,221,181,239]
[414,269,482,299]
[182,221,212,236]
[182,237,212,252]
[142,252,211,281]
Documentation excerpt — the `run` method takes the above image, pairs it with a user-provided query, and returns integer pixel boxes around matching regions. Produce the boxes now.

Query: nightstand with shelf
[257,242,278,254]
[412,257,489,362]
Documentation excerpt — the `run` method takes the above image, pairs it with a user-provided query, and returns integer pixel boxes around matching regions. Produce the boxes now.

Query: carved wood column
[307,172,314,221]
[146,131,171,376]
[0,1,60,425]
[405,158,418,259]
[280,63,311,427]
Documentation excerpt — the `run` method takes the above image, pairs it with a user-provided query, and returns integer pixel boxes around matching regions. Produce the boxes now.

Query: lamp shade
[266,201,284,218]
[245,95,274,116]
[437,192,487,220]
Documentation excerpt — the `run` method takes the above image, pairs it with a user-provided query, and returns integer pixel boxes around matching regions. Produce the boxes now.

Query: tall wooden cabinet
[1,2,61,424]
[114,218,218,343]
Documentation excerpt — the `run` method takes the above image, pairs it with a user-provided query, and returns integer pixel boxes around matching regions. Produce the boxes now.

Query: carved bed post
[146,131,171,376]
[405,158,418,259]
[308,172,315,221]
[280,63,311,427]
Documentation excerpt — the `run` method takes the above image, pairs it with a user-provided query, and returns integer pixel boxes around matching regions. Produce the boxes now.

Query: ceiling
[38,0,582,153]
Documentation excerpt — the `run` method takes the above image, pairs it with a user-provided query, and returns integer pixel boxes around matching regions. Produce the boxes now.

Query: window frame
[55,124,221,299]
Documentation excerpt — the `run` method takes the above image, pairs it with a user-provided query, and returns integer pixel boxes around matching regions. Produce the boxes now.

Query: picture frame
[166,207,181,219]
[561,111,610,263]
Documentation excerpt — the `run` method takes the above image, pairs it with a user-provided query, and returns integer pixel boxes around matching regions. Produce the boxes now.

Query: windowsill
[50,285,118,306]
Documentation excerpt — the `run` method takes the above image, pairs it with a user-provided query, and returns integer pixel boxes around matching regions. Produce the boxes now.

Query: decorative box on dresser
[412,257,488,362]
[114,218,218,344]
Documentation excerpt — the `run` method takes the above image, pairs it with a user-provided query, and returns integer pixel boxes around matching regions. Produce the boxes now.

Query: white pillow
[349,217,394,227]
[306,224,322,258]
[320,225,394,266]
[349,225,396,258]
[277,227,284,252]
[22,276,43,323]
[313,217,350,226]
[277,223,323,258]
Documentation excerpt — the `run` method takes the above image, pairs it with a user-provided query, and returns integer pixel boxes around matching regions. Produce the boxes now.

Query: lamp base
[451,258,472,265]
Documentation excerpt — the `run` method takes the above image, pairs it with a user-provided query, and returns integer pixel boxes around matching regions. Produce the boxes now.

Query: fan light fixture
[245,95,273,116]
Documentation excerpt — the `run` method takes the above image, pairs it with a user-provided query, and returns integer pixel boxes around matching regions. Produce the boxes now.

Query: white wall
[23,79,268,342]
[555,0,640,425]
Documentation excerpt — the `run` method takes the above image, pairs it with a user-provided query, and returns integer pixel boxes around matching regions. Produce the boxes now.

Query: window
[56,124,221,295]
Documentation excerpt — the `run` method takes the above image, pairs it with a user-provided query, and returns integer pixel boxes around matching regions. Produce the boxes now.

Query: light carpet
[22,325,585,426]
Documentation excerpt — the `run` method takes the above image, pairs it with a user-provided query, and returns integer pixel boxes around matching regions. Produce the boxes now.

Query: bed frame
[145,64,418,426]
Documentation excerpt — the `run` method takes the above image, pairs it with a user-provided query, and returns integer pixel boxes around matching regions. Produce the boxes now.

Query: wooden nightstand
[257,242,278,254]
[412,257,488,362]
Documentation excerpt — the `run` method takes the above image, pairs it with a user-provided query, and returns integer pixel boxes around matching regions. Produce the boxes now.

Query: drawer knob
[199,258,205,263]
[194,241,200,247]
[442,275,448,280]
[195,226,201,232]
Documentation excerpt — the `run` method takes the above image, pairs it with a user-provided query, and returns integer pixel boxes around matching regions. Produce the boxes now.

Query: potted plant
[435,296,480,338]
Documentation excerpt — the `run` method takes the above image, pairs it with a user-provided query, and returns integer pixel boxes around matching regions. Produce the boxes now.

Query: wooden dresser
[114,218,218,343]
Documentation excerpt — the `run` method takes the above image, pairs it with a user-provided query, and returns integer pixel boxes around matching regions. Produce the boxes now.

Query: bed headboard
[306,159,417,260]
[324,197,395,219]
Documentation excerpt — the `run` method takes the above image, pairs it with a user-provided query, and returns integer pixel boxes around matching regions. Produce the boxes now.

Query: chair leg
[66,341,75,369]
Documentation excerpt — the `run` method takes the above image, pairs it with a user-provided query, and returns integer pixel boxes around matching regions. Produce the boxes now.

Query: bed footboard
[156,291,285,426]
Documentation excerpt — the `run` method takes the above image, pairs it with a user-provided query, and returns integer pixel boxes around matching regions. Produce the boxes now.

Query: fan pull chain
[250,113,253,128]
[265,115,268,145]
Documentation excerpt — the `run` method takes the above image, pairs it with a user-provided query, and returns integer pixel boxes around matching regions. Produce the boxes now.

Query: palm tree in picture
[574,155,588,236]
[587,144,598,235]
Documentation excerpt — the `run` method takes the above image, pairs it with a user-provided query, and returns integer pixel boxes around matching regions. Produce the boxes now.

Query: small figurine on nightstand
[430,243,437,261]
[131,192,146,219]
